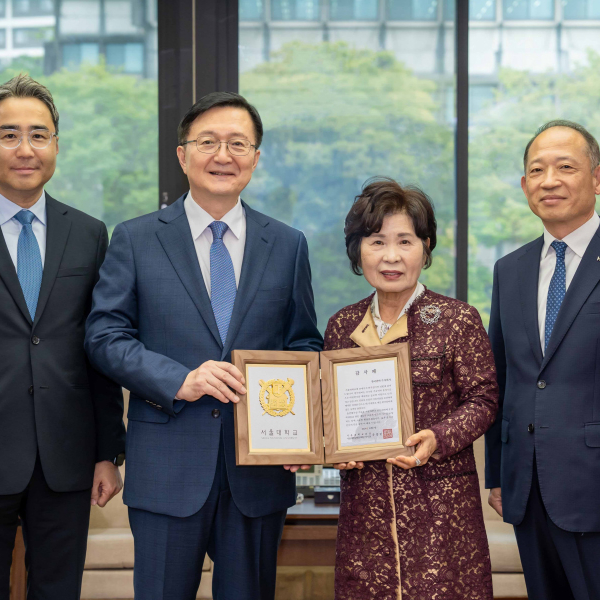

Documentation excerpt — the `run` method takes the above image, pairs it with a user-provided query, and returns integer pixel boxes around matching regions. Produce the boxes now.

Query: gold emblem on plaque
[259,378,295,417]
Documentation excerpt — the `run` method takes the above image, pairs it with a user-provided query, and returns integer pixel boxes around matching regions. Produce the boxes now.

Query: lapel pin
[597,256,600,262]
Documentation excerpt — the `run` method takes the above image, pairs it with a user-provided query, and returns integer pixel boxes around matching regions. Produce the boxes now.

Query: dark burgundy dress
[324,289,498,600]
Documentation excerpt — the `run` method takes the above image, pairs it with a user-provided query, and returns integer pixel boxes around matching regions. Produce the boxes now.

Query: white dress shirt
[538,211,600,352]
[371,281,425,340]
[0,191,47,269]
[184,193,246,298]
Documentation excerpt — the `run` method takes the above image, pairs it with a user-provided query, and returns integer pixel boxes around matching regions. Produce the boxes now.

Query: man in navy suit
[485,120,600,600]
[85,92,323,600]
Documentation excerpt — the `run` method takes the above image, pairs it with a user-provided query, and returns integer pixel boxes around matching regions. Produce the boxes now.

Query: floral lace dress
[324,288,498,600]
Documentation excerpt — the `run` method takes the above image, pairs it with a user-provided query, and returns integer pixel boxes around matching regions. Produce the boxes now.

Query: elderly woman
[325,178,498,600]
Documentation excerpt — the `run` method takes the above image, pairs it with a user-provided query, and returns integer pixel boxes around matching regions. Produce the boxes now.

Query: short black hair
[345,177,437,276]
[177,91,263,148]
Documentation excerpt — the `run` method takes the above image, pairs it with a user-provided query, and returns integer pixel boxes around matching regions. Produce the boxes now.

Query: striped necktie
[14,210,43,320]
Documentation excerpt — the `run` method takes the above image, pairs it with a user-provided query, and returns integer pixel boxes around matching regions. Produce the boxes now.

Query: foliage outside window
[241,42,456,330]
[0,57,157,234]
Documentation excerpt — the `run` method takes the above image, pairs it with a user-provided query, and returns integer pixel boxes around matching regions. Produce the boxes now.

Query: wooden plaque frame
[232,350,325,465]
[320,343,415,463]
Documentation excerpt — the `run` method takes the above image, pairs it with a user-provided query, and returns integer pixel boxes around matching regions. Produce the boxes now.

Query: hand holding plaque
[232,344,415,465]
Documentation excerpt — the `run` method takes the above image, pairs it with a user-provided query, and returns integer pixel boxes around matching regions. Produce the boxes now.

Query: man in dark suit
[85,92,323,600]
[0,75,126,599]
[485,120,600,600]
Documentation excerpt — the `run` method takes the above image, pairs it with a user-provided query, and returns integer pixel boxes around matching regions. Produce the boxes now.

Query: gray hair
[523,119,599,174]
[0,73,59,134]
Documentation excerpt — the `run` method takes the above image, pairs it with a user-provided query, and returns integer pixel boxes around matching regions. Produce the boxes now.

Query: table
[278,499,340,566]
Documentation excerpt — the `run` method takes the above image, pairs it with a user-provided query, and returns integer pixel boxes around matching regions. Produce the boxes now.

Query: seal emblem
[420,305,442,325]
[259,378,295,417]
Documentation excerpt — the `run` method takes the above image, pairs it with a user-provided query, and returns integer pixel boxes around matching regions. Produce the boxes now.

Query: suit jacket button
[32,336,40,345]
[528,424,535,433]
[537,380,546,389]
[212,409,220,419]
[28,385,33,395]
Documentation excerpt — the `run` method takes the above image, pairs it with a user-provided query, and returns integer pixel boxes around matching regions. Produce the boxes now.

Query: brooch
[420,305,441,325]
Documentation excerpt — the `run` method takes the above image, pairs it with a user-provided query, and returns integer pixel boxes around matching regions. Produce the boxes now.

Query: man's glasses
[181,136,256,156]
[0,129,58,150]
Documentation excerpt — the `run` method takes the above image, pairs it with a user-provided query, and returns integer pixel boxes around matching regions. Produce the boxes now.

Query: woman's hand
[283,465,311,473]
[333,461,364,471]
[387,429,438,470]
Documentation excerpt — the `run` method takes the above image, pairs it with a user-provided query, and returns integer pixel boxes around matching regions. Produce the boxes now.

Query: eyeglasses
[0,129,58,150]
[181,136,256,156]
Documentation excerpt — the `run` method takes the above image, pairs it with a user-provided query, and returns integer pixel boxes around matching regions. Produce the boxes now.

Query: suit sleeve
[87,223,126,462]
[283,232,324,352]
[429,304,499,461]
[484,261,506,489]
[85,222,190,417]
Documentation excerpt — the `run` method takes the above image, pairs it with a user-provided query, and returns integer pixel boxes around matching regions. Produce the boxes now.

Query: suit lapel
[221,203,275,357]
[518,236,544,367]
[542,227,600,371]
[33,196,71,327]
[0,227,31,324]
[156,197,222,348]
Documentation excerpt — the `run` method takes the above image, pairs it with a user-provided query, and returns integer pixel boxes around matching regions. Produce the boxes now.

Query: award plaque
[232,343,414,465]
[321,344,415,463]
[232,350,325,465]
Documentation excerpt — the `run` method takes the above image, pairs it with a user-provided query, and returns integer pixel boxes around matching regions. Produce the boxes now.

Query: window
[563,0,600,19]
[503,0,554,20]
[468,1,600,325]
[12,0,54,16]
[0,0,158,232]
[271,0,320,20]
[105,0,143,34]
[106,42,144,74]
[240,4,456,331]
[240,0,264,20]
[63,43,100,67]
[0,1,6,18]
[13,27,53,48]
[443,0,496,21]
[388,0,439,20]
[0,30,6,50]
[330,0,378,20]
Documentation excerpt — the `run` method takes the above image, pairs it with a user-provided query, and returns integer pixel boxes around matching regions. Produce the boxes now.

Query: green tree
[241,42,455,330]
[0,59,158,233]
[469,52,600,325]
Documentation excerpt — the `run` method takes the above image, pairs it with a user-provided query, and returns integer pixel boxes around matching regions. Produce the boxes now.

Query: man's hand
[387,429,438,470]
[91,461,123,507]
[334,461,364,471]
[488,487,503,517]
[283,465,311,473]
[176,361,246,404]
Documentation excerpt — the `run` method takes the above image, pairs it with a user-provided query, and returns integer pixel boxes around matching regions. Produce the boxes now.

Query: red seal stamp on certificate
[383,428,393,439]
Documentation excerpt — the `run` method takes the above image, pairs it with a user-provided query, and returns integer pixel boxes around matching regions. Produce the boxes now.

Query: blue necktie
[209,221,237,344]
[544,240,567,352]
[14,210,43,320]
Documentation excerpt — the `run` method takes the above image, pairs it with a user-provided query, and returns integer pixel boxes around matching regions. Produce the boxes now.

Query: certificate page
[247,364,310,452]
[335,358,401,448]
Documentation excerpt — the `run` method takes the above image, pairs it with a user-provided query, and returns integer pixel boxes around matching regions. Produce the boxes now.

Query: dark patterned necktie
[209,221,236,344]
[544,240,567,352]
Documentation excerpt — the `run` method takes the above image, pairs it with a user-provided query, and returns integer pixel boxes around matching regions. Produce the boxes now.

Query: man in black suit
[0,75,125,599]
